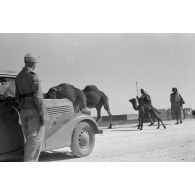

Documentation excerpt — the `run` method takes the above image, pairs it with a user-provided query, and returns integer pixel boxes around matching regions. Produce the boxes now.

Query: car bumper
[96,128,103,134]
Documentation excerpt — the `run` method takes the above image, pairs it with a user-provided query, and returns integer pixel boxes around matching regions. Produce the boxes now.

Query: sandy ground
[39,119,195,162]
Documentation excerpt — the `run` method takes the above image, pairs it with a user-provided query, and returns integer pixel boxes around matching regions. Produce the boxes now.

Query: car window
[0,77,16,100]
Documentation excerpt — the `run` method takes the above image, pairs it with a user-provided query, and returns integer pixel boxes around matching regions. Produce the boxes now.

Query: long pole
[136,81,139,97]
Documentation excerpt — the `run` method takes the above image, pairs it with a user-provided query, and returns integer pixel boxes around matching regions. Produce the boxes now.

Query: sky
[0,33,194,115]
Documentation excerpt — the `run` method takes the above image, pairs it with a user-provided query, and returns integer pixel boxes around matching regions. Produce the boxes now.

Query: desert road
[40,119,195,162]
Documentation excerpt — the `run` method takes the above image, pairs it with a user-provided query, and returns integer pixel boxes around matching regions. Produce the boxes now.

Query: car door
[0,77,24,153]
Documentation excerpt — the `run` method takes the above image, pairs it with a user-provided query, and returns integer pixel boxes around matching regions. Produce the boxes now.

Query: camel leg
[139,112,146,130]
[107,112,112,129]
[149,109,159,129]
[96,106,102,122]
[160,120,166,129]
[138,108,147,130]
[152,112,160,129]
[140,117,144,130]
[137,111,141,129]
[138,117,141,129]
[153,111,166,129]
[156,120,160,129]
[148,113,154,126]
[156,119,166,129]
[104,104,112,129]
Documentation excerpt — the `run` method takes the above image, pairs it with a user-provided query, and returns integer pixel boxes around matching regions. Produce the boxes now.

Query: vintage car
[0,70,102,161]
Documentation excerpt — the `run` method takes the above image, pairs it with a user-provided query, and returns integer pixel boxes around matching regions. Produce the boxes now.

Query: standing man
[170,87,185,124]
[15,53,45,162]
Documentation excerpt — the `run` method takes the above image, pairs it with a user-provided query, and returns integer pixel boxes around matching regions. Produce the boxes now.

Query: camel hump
[83,85,99,92]
[58,83,75,90]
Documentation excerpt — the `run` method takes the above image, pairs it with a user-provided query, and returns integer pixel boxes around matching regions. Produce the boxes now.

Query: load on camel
[44,83,112,129]
[129,98,166,130]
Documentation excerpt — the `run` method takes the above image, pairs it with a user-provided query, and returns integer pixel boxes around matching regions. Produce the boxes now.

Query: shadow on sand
[1,151,77,162]
[108,123,171,132]
[39,151,77,162]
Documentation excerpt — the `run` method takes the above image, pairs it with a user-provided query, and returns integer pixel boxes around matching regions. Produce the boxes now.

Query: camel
[129,98,166,130]
[45,83,112,129]
[128,98,154,129]
[83,85,112,129]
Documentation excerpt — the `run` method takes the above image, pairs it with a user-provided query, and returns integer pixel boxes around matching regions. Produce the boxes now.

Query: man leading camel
[137,88,154,125]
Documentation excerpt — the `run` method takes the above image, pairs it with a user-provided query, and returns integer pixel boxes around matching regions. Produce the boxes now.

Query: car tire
[71,121,95,158]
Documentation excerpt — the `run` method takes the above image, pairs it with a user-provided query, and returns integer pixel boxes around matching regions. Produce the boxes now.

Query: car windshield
[0,77,16,99]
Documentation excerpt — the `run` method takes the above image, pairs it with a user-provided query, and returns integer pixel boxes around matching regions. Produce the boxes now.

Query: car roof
[0,70,17,78]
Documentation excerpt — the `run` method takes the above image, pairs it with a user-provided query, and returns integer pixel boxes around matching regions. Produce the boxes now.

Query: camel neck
[131,101,139,110]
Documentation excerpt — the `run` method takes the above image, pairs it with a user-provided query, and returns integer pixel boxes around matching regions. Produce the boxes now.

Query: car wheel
[71,121,95,158]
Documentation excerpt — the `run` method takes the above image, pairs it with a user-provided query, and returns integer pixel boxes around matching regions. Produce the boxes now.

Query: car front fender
[44,113,101,151]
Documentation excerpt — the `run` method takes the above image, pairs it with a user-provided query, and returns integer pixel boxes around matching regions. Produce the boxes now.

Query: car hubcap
[78,130,90,149]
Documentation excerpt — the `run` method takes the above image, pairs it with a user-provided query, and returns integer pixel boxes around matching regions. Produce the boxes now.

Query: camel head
[129,98,139,110]
[129,98,137,104]
[45,88,57,99]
